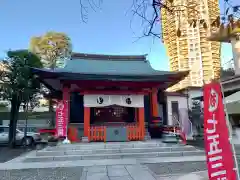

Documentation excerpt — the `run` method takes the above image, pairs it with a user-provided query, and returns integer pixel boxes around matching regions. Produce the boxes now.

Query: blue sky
[0,0,237,70]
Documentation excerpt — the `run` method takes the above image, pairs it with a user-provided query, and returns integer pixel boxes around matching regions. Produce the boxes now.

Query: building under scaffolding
[161,0,221,91]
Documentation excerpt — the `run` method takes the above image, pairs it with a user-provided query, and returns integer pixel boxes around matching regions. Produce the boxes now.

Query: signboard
[203,82,237,180]
[56,100,68,137]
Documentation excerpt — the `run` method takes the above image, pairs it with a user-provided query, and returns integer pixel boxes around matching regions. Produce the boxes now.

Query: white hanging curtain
[112,95,144,107]
[83,95,112,107]
[83,94,144,108]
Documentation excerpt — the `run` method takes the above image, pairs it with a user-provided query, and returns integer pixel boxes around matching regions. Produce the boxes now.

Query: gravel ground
[0,167,83,180]
[144,161,207,175]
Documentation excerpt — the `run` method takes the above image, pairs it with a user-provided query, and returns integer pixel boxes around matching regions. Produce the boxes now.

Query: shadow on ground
[145,161,207,175]
[187,139,204,149]
[0,145,33,163]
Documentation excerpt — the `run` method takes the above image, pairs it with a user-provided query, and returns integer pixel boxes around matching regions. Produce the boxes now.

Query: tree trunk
[49,64,55,128]
[8,95,20,148]
[49,98,55,128]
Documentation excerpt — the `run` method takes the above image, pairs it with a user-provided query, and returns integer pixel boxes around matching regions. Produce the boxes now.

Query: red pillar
[151,89,158,118]
[138,107,145,140]
[151,88,160,125]
[84,107,90,139]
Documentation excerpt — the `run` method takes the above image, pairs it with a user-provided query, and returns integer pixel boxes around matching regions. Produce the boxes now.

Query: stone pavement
[0,167,83,180]
[81,165,156,180]
[80,165,208,180]
[0,141,210,179]
[0,161,209,180]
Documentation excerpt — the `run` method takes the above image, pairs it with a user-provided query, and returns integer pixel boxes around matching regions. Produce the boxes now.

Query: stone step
[44,141,184,151]
[24,150,205,162]
[36,146,199,156]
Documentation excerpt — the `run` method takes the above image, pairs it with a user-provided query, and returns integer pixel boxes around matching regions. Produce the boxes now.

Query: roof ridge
[71,53,147,61]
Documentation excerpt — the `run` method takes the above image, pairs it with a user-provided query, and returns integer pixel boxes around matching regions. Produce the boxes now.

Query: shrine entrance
[92,105,135,125]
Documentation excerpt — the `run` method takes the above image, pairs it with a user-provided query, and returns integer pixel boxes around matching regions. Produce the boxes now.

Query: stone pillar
[231,34,240,75]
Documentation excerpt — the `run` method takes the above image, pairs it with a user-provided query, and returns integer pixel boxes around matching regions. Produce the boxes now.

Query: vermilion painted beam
[64,80,168,89]
[80,89,150,95]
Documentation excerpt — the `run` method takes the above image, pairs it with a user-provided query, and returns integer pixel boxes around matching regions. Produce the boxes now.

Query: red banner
[204,82,237,180]
[56,100,68,137]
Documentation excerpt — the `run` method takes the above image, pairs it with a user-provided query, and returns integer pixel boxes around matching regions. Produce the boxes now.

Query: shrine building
[31,53,189,142]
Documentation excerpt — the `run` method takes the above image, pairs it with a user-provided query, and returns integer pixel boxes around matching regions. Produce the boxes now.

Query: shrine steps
[35,146,201,156]
[22,141,205,163]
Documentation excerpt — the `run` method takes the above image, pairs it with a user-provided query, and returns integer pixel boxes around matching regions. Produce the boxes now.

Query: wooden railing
[127,124,144,141]
[88,126,106,142]
[88,124,144,142]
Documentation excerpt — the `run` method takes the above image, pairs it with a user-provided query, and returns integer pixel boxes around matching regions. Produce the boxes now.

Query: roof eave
[31,68,188,82]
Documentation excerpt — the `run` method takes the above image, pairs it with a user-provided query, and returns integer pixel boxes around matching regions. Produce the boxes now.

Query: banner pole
[219,81,240,179]
[64,98,70,144]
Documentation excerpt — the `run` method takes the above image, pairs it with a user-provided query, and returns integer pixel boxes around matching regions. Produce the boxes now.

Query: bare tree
[78,0,240,39]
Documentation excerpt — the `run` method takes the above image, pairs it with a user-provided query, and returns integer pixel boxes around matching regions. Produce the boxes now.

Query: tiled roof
[51,54,177,76]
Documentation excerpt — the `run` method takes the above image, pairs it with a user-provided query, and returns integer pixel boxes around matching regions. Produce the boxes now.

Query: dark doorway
[69,92,84,123]
[171,101,179,125]
[91,105,135,125]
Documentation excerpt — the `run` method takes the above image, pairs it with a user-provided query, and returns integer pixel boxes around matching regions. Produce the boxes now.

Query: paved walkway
[81,165,155,180]
[0,153,209,180]
[0,165,208,180]
[0,141,209,180]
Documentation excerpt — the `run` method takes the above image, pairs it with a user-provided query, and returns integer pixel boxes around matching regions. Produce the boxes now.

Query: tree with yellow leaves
[30,31,72,68]
[30,32,72,127]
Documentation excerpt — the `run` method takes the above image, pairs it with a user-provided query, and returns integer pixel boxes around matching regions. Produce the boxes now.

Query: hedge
[0,111,55,120]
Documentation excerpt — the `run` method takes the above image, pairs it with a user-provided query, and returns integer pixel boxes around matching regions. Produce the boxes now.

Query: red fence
[88,124,144,142]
